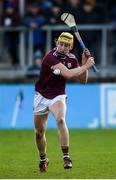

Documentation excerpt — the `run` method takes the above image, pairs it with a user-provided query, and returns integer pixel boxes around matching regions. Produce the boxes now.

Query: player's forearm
[68,64,89,79]
[52,58,94,80]
[76,69,88,83]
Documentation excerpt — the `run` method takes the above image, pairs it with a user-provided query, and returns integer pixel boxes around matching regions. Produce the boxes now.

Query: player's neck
[54,50,69,58]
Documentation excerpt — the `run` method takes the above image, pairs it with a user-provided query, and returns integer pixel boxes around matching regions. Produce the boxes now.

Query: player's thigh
[49,99,66,120]
[34,114,48,131]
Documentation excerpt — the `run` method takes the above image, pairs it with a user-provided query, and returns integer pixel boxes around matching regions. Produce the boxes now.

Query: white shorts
[33,91,67,115]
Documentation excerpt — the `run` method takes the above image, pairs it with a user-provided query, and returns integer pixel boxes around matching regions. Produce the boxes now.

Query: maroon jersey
[35,49,79,99]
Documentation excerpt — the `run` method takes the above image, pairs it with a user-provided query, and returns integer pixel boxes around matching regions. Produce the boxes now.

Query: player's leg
[49,99,69,146]
[34,114,48,156]
[49,99,72,169]
[34,114,49,172]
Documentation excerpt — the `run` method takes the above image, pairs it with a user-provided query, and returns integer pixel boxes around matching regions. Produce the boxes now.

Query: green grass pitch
[0,129,116,179]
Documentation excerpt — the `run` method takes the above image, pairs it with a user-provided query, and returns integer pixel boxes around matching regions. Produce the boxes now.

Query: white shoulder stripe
[68,53,76,59]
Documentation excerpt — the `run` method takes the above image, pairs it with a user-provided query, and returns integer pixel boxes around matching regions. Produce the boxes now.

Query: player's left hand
[82,49,91,65]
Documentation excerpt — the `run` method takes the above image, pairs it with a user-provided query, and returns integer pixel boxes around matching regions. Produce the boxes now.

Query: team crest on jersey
[67,63,72,68]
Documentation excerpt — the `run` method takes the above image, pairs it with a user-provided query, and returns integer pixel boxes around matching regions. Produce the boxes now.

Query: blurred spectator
[26,49,42,78]
[63,0,82,22]
[1,3,21,65]
[23,2,45,53]
[79,0,104,24]
[47,3,63,49]
[94,0,108,23]
[47,4,62,25]
[3,0,19,10]
[78,0,104,64]
[40,0,65,23]
[41,0,53,16]
[51,0,65,11]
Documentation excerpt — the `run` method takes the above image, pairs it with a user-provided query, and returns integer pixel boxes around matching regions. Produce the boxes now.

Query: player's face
[56,42,72,54]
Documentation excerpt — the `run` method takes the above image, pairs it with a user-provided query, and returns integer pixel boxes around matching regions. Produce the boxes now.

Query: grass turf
[0,129,116,179]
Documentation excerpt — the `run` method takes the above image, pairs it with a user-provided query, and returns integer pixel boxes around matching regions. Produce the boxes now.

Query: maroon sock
[40,154,46,161]
[61,146,69,159]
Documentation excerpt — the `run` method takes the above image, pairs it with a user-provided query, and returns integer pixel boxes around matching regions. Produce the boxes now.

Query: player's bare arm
[75,49,92,83]
[51,56,95,81]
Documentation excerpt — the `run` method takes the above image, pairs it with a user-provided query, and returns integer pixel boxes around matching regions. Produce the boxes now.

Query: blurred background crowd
[0,0,116,81]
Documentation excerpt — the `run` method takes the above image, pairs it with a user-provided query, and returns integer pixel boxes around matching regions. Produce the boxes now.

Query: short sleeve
[43,52,60,68]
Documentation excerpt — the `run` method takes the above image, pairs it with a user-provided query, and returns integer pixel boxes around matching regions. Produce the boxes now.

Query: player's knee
[57,117,65,127]
[35,128,45,139]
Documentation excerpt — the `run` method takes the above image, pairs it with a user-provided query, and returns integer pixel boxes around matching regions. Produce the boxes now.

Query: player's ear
[56,41,58,46]
[54,38,58,46]
[70,45,73,50]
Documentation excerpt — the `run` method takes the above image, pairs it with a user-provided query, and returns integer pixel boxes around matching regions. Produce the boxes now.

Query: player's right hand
[82,48,91,65]
[85,57,95,68]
